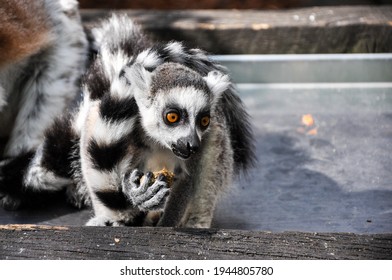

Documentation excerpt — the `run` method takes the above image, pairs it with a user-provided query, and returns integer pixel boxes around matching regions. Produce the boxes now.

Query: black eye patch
[196,109,211,130]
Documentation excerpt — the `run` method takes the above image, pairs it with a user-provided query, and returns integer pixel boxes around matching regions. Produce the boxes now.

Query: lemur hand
[122,169,170,211]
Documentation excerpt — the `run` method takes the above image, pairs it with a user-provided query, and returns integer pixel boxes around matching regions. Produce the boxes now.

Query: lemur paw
[122,169,170,212]
[182,219,211,229]
[0,194,22,210]
[86,216,123,227]
[0,163,22,210]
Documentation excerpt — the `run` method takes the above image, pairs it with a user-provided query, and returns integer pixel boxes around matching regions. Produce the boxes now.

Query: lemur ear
[203,70,230,97]
[123,63,152,107]
[123,63,152,92]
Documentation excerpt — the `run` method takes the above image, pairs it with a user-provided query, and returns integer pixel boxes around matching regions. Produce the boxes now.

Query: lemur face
[152,86,211,159]
[125,62,230,159]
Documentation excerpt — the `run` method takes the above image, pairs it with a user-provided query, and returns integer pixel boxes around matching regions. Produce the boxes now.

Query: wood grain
[78,0,305,10]
[1,226,391,259]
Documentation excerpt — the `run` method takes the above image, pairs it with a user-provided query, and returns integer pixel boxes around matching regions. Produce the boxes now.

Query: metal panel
[213,54,392,83]
[212,55,392,233]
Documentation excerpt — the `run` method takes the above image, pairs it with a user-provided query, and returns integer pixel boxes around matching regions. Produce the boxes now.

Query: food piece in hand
[153,168,175,187]
[141,168,175,187]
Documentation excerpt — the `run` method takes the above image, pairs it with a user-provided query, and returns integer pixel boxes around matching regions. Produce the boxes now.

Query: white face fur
[142,86,210,149]
[124,62,230,159]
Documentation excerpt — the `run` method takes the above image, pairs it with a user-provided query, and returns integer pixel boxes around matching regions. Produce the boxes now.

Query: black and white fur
[0,0,88,209]
[0,14,254,228]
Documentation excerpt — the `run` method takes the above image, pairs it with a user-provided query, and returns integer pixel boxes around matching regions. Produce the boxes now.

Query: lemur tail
[0,116,80,209]
[221,85,257,176]
[91,13,151,57]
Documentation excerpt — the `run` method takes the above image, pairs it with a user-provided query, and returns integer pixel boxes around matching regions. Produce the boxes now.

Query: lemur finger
[140,172,154,188]
[140,187,170,211]
[123,169,144,196]
[142,180,170,210]
[122,170,141,202]
[156,173,167,183]
[141,178,169,200]
[129,169,143,185]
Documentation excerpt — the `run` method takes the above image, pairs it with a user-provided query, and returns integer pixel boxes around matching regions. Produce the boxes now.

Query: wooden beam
[81,6,392,54]
[78,0,306,10]
[1,225,391,259]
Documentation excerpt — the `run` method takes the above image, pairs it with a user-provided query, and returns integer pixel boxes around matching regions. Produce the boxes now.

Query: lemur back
[0,14,255,228]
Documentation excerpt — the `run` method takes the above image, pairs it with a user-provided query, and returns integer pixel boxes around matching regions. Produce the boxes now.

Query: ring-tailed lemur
[0,0,88,209]
[0,14,255,228]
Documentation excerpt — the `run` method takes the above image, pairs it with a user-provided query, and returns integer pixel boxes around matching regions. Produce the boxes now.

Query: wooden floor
[1,225,391,259]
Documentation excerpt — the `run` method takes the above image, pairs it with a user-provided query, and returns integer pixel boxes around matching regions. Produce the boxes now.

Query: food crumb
[307,128,318,135]
[302,114,315,127]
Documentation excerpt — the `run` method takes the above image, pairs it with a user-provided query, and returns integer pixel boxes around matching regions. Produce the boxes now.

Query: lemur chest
[143,148,181,175]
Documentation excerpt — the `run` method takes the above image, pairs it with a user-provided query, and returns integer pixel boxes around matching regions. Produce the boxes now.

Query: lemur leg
[181,122,233,228]
[4,0,87,157]
[0,152,34,210]
[157,175,194,227]
[156,122,233,228]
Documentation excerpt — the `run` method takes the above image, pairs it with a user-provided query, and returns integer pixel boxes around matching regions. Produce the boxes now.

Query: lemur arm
[181,120,233,228]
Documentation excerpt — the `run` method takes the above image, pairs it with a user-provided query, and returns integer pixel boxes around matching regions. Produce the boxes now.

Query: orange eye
[166,112,179,123]
[201,116,210,127]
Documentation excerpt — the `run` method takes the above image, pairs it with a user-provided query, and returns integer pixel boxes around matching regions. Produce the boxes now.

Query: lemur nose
[172,135,200,159]
[187,141,199,154]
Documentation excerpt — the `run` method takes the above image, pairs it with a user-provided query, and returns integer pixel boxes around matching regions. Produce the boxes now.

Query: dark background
[79,0,392,10]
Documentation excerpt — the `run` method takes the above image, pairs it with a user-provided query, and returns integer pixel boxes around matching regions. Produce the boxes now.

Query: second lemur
[0,14,255,228]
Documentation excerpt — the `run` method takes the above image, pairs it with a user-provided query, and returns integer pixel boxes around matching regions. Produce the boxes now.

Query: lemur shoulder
[0,9,255,228]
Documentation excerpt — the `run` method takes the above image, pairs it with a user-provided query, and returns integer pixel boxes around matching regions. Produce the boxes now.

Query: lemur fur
[0,14,255,228]
[0,0,88,209]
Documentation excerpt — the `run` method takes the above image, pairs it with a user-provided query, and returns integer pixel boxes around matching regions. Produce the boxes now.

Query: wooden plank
[79,0,307,10]
[1,225,391,259]
[81,6,392,54]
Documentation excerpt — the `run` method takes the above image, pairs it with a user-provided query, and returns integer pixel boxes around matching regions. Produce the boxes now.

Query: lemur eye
[166,112,180,123]
[200,116,210,127]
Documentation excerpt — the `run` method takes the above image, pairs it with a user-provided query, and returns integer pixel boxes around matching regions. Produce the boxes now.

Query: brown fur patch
[0,0,52,68]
